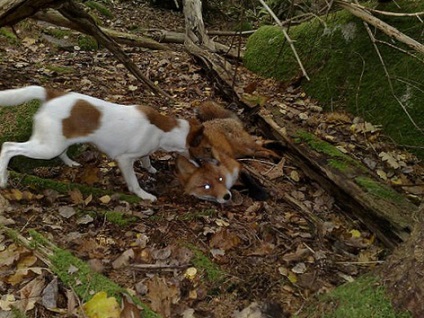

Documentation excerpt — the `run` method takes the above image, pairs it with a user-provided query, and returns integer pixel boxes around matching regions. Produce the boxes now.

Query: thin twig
[353,2,424,18]
[257,0,310,81]
[360,10,424,136]
[130,263,191,271]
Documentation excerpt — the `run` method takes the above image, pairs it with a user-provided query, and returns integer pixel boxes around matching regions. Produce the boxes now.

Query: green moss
[296,130,347,158]
[10,172,141,204]
[44,28,72,39]
[186,244,225,282]
[85,1,114,18]
[11,307,26,318]
[27,231,161,317]
[0,27,18,44]
[78,35,98,51]
[355,176,403,202]
[105,211,138,226]
[328,159,350,172]
[45,64,74,74]
[52,249,124,301]
[301,275,410,318]
[244,1,424,159]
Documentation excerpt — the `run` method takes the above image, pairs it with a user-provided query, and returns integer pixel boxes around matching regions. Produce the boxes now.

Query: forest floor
[0,1,423,318]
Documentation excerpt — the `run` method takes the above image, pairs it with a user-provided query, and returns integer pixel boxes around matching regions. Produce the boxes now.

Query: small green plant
[186,244,225,282]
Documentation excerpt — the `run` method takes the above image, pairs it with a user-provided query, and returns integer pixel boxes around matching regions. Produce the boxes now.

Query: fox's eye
[203,184,211,190]
[218,177,223,182]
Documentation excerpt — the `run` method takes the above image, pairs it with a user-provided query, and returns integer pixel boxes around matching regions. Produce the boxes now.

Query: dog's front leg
[140,156,157,174]
[116,156,157,202]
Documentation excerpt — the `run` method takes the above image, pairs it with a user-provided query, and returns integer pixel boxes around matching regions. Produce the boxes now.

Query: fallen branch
[335,0,424,54]
[33,9,171,51]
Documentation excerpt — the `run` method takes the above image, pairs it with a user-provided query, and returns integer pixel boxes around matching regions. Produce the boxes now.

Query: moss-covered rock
[244,1,424,158]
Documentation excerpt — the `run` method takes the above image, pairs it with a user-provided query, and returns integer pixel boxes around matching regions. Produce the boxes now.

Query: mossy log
[257,113,417,249]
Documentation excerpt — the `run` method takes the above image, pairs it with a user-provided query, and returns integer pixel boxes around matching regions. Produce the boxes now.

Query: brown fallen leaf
[209,228,241,251]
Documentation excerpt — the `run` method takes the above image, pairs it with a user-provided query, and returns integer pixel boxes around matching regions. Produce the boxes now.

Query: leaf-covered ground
[0,1,423,317]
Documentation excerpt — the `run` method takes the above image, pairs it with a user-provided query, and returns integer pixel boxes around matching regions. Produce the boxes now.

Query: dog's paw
[146,166,157,174]
[68,161,81,167]
[0,171,9,188]
[141,193,157,202]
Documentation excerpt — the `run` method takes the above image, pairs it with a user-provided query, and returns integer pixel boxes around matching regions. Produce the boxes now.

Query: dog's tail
[0,86,48,106]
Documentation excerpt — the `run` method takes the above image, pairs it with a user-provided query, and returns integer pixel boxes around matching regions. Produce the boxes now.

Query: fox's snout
[176,156,234,204]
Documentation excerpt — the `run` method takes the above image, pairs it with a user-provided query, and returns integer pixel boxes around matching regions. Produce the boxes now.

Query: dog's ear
[175,155,198,181]
[187,119,204,147]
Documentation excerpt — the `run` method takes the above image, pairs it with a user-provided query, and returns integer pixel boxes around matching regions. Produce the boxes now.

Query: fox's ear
[175,156,198,178]
[187,119,204,147]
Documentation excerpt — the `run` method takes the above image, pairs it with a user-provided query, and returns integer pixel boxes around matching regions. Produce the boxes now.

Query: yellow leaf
[99,195,111,204]
[350,229,361,238]
[10,189,23,201]
[287,272,297,284]
[290,170,300,182]
[83,292,120,318]
[184,267,197,280]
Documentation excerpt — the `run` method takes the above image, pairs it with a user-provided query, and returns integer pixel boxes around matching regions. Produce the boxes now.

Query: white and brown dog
[0,86,203,201]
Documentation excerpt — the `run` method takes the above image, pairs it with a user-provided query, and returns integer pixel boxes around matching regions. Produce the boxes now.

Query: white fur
[0,86,192,201]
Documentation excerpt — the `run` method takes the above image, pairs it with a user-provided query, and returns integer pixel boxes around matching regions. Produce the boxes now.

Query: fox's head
[175,156,233,204]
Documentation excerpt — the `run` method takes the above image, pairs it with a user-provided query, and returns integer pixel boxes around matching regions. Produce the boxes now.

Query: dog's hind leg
[0,140,67,187]
[140,156,157,174]
[59,151,81,167]
[116,156,157,202]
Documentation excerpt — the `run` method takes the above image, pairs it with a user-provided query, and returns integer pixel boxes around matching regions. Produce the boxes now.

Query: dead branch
[0,0,65,27]
[33,9,171,51]
[335,0,424,54]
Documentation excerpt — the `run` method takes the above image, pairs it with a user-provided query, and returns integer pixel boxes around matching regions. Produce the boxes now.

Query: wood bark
[257,114,416,249]
[0,0,65,27]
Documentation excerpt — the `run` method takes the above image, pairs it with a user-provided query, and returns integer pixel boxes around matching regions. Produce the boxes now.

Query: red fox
[190,101,280,160]
[176,149,240,204]
[176,101,277,203]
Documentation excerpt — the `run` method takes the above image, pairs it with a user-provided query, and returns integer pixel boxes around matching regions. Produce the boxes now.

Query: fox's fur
[176,149,240,204]
[177,101,277,203]
[190,101,279,160]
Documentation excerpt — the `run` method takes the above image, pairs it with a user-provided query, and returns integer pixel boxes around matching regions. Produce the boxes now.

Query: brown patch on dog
[137,105,178,132]
[186,118,204,147]
[46,88,66,101]
[62,100,101,138]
